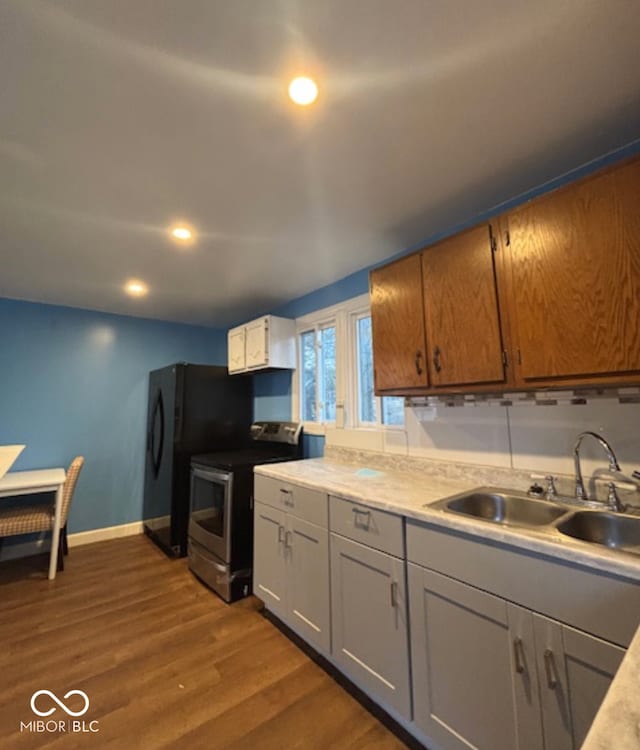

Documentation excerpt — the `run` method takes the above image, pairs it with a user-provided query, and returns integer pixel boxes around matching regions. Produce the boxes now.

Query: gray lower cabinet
[253,500,331,653]
[409,564,538,750]
[287,515,331,652]
[331,533,411,718]
[533,614,624,750]
[409,563,625,750]
[253,502,287,620]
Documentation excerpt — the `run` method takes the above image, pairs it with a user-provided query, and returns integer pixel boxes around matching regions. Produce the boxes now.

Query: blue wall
[0,299,226,534]
[252,140,640,457]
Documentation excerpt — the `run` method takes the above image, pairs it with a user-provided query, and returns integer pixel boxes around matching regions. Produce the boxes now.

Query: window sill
[353,423,406,432]
[301,422,329,437]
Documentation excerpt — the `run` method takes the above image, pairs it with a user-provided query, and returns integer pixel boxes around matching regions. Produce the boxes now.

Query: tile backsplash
[326,394,640,487]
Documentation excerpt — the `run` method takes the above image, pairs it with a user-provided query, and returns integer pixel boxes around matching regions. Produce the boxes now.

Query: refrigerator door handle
[151,389,165,479]
[174,405,183,445]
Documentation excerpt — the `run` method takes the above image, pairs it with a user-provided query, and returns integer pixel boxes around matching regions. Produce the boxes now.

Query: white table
[0,468,67,580]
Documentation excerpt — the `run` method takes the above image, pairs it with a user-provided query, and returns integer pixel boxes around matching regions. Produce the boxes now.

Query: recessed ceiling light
[172,227,191,240]
[169,223,196,244]
[288,76,318,106]
[124,279,148,297]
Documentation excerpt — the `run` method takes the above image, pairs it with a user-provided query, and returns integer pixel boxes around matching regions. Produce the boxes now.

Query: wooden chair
[0,456,84,571]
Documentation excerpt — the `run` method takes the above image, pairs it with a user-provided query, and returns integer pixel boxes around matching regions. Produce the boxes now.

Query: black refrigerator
[143,363,252,557]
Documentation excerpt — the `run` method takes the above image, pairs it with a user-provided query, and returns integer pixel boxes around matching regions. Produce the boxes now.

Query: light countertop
[255,457,640,582]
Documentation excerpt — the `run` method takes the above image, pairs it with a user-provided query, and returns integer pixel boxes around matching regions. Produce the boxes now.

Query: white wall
[327,397,640,480]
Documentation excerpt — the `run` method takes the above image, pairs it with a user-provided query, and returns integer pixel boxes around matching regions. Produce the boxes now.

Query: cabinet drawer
[254,474,328,527]
[329,495,404,557]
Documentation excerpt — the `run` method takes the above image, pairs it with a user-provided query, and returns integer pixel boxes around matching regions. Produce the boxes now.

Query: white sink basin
[0,445,25,480]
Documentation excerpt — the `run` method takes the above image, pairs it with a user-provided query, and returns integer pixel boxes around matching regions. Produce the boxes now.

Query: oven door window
[190,468,232,559]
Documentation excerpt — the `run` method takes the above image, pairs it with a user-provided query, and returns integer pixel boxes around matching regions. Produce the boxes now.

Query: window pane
[357,316,376,423]
[320,326,336,421]
[382,397,404,426]
[300,330,317,421]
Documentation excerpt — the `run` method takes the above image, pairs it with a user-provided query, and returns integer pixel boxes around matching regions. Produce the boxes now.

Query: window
[293,295,404,435]
[381,396,405,426]
[354,314,404,427]
[299,323,337,424]
[356,315,376,423]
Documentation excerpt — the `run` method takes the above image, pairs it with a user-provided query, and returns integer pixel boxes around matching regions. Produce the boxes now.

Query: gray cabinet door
[507,604,545,750]
[331,534,411,718]
[253,501,287,619]
[533,614,625,750]
[408,564,528,750]
[286,516,331,654]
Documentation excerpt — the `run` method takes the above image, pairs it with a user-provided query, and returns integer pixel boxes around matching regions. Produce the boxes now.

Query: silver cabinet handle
[280,488,293,506]
[513,638,525,674]
[543,649,558,689]
[277,525,285,544]
[390,581,398,608]
[352,507,371,528]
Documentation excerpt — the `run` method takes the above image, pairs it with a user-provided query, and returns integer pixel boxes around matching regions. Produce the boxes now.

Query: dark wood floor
[0,535,411,749]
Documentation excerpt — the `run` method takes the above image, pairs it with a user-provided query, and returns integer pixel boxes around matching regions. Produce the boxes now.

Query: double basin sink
[431,488,640,557]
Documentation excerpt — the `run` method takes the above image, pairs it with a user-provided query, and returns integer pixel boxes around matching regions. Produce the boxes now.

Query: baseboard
[0,520,148,562]
[69,521,145,548]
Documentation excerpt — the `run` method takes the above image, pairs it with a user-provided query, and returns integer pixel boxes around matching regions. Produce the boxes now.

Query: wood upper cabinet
[370,254,429,391]
[505,157,640,385]
[421,224,507,387]
[369,155,640,395]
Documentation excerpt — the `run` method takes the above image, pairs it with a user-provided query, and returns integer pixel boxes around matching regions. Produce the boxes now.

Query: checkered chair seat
[0,504,54,536]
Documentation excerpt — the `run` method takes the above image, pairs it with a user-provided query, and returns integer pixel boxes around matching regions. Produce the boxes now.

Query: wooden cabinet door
[227,327,246,372]
[245,318,268,369]
[408,564,531,750]
[370,254,429,391]
[421,224,507,387]
[506,158,640,383]
[532,614,624,750]
[331,534,411,718]
[253,501,287,619]
[286,516,331,654]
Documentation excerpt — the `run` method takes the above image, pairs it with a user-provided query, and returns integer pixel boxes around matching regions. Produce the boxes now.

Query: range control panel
[250,421,303,445]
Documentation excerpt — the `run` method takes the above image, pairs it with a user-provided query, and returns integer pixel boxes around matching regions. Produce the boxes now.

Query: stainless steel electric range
[187,421,302,602]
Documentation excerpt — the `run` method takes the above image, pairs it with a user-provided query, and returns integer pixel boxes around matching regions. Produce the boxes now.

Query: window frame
[292,304,343,435]
[292,294,404,436]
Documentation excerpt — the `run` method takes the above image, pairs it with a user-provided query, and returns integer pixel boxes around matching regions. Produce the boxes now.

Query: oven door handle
[191,467,233,484]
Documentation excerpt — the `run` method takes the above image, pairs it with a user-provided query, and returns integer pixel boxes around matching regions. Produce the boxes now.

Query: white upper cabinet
[227,315,296,374]
[228,327,246,373]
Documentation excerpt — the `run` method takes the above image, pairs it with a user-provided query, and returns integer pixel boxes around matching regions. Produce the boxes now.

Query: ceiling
[1,1,639,327]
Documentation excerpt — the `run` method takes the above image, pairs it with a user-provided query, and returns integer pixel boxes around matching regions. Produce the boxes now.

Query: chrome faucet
[573,431,626,511]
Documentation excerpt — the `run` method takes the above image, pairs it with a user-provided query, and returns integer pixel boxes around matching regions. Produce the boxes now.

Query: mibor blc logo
[20,689,99,734]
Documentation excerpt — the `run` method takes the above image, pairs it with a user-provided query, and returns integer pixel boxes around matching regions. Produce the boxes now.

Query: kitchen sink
[556,511,640,555]
[432,488,569,528]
